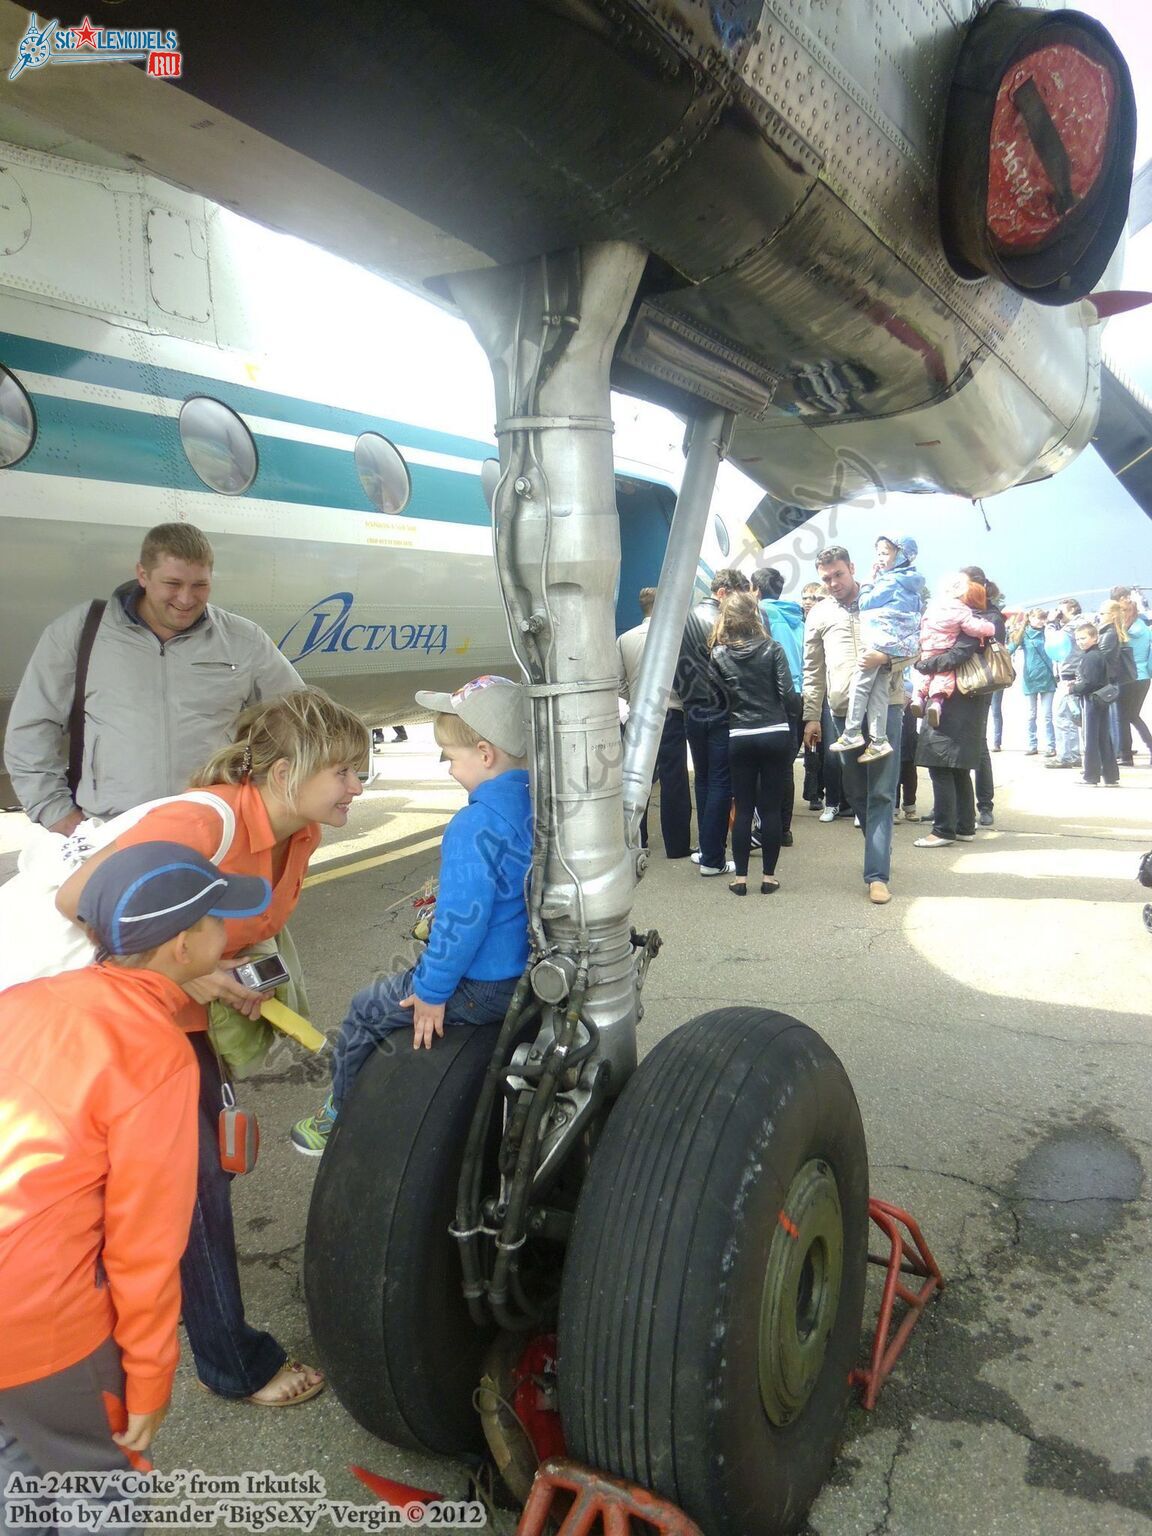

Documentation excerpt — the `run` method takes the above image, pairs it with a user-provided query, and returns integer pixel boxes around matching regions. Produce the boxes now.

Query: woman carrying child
[912,574,996,727]
[708,592,800,895]
[57,689,370,1407]
[828,534,924,764]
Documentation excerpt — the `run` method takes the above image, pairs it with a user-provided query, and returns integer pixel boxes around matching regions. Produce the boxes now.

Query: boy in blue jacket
[829,534,925,764]
[292,675,531,1154]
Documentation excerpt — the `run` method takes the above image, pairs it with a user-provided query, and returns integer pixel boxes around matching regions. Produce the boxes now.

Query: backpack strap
[67,600,107,798]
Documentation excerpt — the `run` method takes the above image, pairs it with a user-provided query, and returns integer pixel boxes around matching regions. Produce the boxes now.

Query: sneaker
[978,811,994,827]
[903,806,918,821]
[853,815,862,829]
[690,850,702,864]
[808,800,824,812]
[1045,760,1078,769]
[291,1095,336,1156]
[908,701,924,718]
[1044,750,1058,759]
[781,829,794,847]
[828,733,866,754]
[925,702,941,728]
[818,806,838,823]
[700,860,737,876]
[1024,748,1038,756]
[858,740,893,764]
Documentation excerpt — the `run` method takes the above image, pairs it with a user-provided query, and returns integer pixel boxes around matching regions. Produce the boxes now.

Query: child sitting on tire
[292,676,532,1155]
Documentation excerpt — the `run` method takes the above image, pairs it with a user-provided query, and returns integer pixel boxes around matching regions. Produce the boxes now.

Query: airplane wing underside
[0,0,1136,511]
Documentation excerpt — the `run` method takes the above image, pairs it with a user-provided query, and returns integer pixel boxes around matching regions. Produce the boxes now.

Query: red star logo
[73,15,98,48]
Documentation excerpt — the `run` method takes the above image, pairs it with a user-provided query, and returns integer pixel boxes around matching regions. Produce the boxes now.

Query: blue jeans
[1054,686,1081,762]
[1026,690,1055,753]
[180,1032,286,1398]
[685,713,732,868]
[331,968,517,1111]
[988,689,1003,748]
[834,703,902,884]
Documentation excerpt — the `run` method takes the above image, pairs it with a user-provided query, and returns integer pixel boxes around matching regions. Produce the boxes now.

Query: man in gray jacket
[5,522,304,835]
[802,545,904,905]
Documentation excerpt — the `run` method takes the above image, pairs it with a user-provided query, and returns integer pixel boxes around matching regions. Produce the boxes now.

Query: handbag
[955,640,1016,697]
[1091,682,1120,705]
[0,791,234,992]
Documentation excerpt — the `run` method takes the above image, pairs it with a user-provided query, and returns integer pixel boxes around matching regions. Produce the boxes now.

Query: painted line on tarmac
[303,832,444,888]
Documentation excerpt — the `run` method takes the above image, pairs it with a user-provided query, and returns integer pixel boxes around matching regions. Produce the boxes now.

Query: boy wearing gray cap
[0,844,270,1517]
[293,675,531,1153]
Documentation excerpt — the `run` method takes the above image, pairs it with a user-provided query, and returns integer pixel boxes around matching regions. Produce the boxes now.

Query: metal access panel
[0,144,146,324]
[146,204,210,323]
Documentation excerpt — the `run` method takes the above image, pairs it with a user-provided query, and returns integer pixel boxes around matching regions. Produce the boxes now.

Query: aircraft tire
[558,1006,868,1536]
[303,1024,500,1454]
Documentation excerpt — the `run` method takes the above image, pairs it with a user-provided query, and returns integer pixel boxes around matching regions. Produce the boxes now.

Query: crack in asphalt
[865,1423,913,1536]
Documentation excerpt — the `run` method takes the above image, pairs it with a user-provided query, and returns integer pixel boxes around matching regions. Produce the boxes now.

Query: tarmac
[1,714,1150,1536]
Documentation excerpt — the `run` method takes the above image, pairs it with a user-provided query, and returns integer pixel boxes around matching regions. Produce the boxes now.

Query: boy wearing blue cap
[829,534,925,763]
[0,844,270,1522]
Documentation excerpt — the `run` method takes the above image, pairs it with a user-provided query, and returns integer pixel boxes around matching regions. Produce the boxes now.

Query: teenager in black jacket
[1068,622,1119,787]
[709,593,800,894]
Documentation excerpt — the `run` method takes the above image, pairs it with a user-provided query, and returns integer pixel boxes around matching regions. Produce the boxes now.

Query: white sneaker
[690,850,702,864]
[699,860,737,876]
[818,807,838,823]
[858,739,894,764]
[828,733,866,754]
[853,815,862,828]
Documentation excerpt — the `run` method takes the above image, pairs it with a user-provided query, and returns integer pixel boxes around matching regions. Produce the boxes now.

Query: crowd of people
[618,547,1151,905]
[0,516,1145,1519]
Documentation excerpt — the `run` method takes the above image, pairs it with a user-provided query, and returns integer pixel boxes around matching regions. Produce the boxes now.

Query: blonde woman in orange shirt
[58,690,369,1408]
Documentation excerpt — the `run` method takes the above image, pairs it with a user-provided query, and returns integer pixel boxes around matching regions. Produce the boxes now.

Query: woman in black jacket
[709,593,800,894]
[1068,621,1120,786]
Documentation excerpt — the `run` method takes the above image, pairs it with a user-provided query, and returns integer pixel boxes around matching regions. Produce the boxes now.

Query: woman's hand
[184,963,266,1019]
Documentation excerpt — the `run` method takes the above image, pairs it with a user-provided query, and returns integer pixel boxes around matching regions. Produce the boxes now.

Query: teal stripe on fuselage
[1,334,491,524]
[0,330,495,463]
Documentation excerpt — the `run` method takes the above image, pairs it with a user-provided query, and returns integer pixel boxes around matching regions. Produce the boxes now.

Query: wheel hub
[758,1158,845,1426]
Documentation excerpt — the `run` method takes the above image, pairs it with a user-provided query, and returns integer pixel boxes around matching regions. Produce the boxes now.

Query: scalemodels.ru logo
[8,11,183,82]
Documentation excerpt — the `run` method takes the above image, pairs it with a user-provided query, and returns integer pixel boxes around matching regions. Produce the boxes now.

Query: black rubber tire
[303,1024,500,1454]
[558,1007,869,1536]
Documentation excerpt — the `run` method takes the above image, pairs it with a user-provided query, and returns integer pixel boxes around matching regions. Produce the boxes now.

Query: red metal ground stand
[517,1459,704,1536]
[850,1198,945,1411]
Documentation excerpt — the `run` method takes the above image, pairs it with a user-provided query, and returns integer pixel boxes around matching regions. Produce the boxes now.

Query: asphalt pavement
[1,719,1149,1535]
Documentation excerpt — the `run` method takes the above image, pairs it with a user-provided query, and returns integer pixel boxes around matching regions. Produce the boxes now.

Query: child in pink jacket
[913,575,996,726]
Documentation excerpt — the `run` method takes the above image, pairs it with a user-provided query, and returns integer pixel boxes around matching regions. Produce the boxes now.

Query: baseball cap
[414,675,528,757]
[77,842,272,957]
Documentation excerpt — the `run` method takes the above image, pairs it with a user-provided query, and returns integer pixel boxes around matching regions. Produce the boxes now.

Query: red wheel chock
[850,1198,944,1411]
[517,1459,703,1535]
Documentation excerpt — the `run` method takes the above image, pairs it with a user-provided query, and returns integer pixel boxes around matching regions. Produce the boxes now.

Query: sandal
[244,1361,325,1407]
[760,877,780,895]
[728,880,747,896]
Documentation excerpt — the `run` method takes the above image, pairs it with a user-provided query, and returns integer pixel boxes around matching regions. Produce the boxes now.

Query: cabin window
[355,432,410,514]
[713,514,730,557]
[179,396,258,494]
[480,457,501,511]
[0,365,35,468]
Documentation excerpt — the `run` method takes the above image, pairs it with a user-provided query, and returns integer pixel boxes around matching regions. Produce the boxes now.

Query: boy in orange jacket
[0,842,270,1524]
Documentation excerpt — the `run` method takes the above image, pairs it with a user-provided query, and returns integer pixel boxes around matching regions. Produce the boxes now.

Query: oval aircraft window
[355,432,411,515]
[0,365,36,468]
[713,514,730,557]
[179,397,257,494]
[480,457,502,511]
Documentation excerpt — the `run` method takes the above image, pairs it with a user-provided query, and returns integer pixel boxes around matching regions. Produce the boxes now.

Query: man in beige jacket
[802,546,905,905]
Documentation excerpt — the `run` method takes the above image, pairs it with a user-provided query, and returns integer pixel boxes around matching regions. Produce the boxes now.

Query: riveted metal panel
[0,143,146,325]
